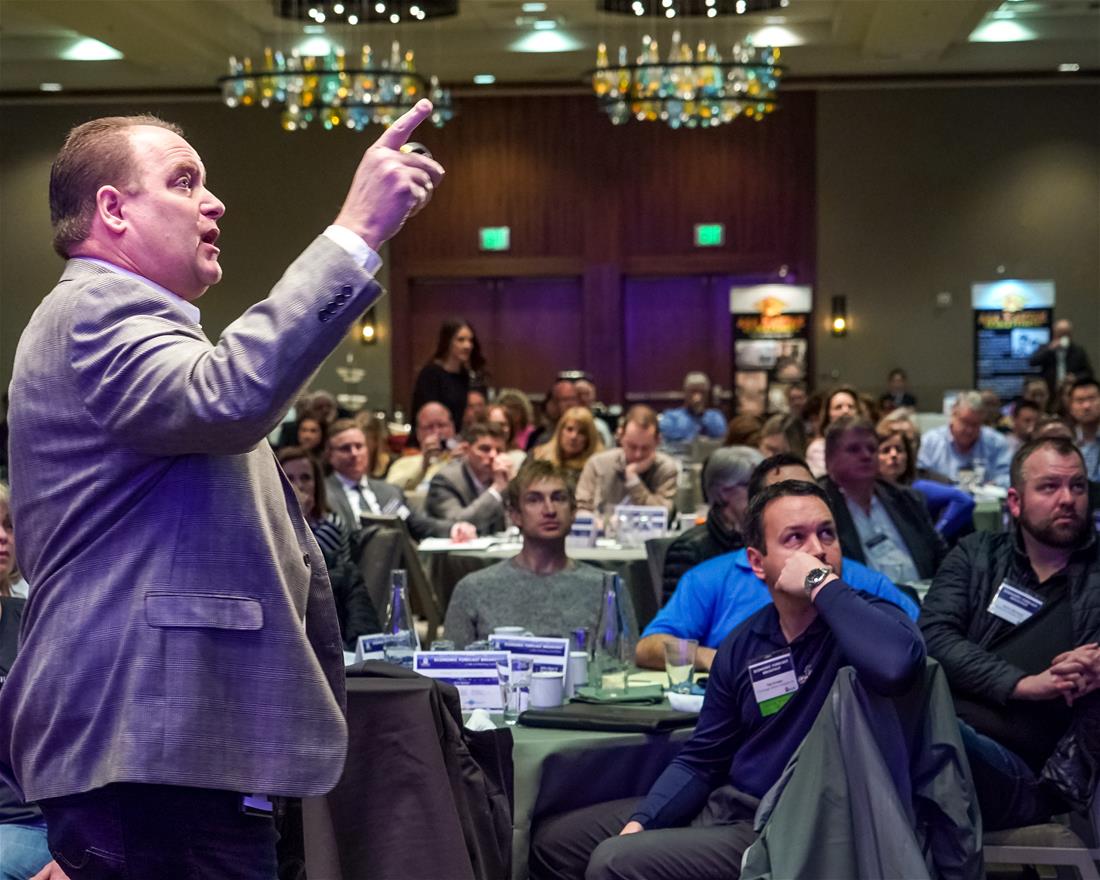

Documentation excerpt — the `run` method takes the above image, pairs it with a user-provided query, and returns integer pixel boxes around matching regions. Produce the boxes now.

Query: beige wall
[815,84,1100,408]
[2,83,1098,415]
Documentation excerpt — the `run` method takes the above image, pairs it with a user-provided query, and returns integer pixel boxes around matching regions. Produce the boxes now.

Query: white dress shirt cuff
[324,225,382,277]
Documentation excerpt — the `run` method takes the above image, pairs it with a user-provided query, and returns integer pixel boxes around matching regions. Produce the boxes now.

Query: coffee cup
[530,671,564,708]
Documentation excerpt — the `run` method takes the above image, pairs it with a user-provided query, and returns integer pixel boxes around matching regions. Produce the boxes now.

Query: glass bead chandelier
[218,0,455,131]
[589,0,785,128]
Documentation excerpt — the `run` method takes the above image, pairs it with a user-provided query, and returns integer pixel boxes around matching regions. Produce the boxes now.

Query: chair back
[644,536,678,609]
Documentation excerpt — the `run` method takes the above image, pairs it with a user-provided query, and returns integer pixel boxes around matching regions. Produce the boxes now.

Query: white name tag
[748,649,799,717]
[987,582,1044,625]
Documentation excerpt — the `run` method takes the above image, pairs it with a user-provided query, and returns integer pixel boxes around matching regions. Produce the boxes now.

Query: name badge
[748,649,799,717]
[987,582,1044,625]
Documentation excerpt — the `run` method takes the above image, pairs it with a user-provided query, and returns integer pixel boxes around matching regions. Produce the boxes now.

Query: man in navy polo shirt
[635,454,919,672]
[530,480,925,880]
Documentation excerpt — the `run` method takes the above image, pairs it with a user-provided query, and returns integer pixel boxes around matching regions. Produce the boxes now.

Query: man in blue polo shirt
[635,454,919,671]
[530,480,926,880]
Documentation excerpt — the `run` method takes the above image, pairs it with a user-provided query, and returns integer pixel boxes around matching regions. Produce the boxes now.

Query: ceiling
[0,0,1097,97]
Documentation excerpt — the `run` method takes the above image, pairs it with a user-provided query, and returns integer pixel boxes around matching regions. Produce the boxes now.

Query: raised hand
[334,99,445,250]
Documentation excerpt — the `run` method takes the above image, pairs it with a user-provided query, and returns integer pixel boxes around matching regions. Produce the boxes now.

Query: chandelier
[589,0,784,128]
[219,43,453,131]
[217,0,456,131]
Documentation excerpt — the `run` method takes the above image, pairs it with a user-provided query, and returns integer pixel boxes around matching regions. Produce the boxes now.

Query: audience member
[568,373,615,447]
[487,402,528,471]
[496,387,536,451]
[723,414,763,448]
[411,317,485,445]
[0,482,52,880]
[636,455,918,671]
[527,378,581,451]
[324,419,465,543]
[804,385,864,477]
[534,406,605,476]
[785,381,808,421]
[462,387,488,429]
[758,413,804,457]
[918,390,1012,487]
[821,416,946,584]
[1023,376,1052,414]
[576,405,678,516]
[980,388,1007,429]
[444,461,635,648]
[659,446,763,604]
[532,481,925,880]
[277,447,382,648]
[658,372,727,445]
[1007,398,1041,455]
[356,411,393,479]
[294,415,326,458]
[386,402,460,492]
[1029,319,1094,398]
[920,437,1100,829]
[0,485,28,599]
[1034,414,1075,441]
[1070,378,1100,481]
[880,367,917,412]
[273,388,340,449]
[427,422,516,535]
[876,424,975,540]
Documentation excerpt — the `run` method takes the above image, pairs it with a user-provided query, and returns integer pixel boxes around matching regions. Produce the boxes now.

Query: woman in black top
[410,318,486,444]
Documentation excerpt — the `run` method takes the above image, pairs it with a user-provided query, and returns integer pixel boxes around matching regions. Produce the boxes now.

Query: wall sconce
[358,307,378,345]
[830,295,848,337]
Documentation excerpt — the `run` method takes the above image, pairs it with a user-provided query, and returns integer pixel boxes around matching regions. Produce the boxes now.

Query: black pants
[529,786,758,880]
[38,783,278,880]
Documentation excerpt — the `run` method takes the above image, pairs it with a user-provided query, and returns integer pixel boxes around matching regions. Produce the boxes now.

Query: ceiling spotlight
[707,7,716,15]
[666,7,675,16]
[1058,62,1080,72]
[333,2,344,13]
[390,11,399,21]
[473,73,496,84]
[315,11,325,21]
[347,13,358,22]
[736,0,747,12]
[40,82,63,92]
[521,1,548,10]
[375,2,385,11]
[533,18,557,29]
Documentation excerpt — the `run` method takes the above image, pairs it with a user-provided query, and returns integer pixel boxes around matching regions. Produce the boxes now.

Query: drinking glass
[498,657,533,725]
[663,638,698,694]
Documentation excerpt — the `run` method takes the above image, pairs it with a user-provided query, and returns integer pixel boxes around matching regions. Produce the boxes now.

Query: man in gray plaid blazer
[0,102,443,878]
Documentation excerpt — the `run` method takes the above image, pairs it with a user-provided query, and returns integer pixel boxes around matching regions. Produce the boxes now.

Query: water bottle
[383,570,418,667]
[591,572,635,693]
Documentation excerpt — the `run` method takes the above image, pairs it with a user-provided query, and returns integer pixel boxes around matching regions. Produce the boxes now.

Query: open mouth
[200,228,220,248]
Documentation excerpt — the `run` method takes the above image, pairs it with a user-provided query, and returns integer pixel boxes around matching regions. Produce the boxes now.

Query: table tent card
[413,650,511,711]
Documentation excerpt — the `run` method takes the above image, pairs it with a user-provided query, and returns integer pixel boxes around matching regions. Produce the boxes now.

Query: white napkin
[464,708,498,731]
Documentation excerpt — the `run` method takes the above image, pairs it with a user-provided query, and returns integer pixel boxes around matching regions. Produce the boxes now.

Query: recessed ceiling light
[61,37,124,61]
[389,12,399,22]
[296,35,334,56]
[533,18,557,29]
[968,20,1035,42]
[510,29,582,52]
[39,82,63,92]
[303,24,326,33]
[751,25,803,47]
[473,73,496,84]
[521,1,548,11]
[1058,62,1081,72]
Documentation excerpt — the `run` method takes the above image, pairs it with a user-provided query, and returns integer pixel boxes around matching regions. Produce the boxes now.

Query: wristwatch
[803,567,833,598]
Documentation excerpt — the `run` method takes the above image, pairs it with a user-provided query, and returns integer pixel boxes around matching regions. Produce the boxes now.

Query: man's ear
[1006,487,1021,520]
[94,185,127,234]
[507,505,521,529]
[746,545,766,581]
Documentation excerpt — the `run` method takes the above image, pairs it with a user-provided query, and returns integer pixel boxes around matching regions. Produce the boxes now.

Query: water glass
[498,657,533,726]
[663,638,698,694]
[430,639,455,652]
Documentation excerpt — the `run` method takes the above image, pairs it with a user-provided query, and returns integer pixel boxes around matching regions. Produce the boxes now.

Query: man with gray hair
[659,446,763,603]
[658,371,727,445]
[918,391,1011,488]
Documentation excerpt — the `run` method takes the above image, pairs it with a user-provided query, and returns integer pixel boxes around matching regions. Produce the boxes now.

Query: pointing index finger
[373,99,433,151]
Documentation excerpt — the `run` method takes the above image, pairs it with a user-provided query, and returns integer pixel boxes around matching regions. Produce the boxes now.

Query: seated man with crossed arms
[636,453,919,672]
[531,479,925,880]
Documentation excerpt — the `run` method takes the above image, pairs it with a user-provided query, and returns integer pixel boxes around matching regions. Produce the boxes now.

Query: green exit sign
[694,223,725,248]
[479,226,511,252]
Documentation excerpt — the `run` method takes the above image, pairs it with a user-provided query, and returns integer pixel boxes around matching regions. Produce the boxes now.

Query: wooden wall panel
[389,92,816,411]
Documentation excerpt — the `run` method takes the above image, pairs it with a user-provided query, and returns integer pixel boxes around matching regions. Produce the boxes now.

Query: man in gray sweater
[444,460,635,647]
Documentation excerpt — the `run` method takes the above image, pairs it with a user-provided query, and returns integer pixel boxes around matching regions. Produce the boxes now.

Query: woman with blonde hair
[535,406,604,474]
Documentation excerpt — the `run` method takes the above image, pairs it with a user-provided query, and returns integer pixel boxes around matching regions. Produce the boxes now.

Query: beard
[1018,500,1088,549]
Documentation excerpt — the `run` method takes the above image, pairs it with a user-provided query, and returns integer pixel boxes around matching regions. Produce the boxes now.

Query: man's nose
[203,190,226,220]
[803,534,827,559]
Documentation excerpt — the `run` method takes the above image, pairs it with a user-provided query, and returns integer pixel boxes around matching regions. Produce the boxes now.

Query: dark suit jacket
[1029,342,1094,394]
[426,461,506,536]
[820,476,947,581]
[1,237,373,803]
[325,473,450,544]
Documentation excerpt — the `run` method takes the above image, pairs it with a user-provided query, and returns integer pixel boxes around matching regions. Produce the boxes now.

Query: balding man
[658,371,727,445]
[1,103,442,874]
[917,391,1012,488]
[1030,319,1094,398]
[386,401,460,492]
